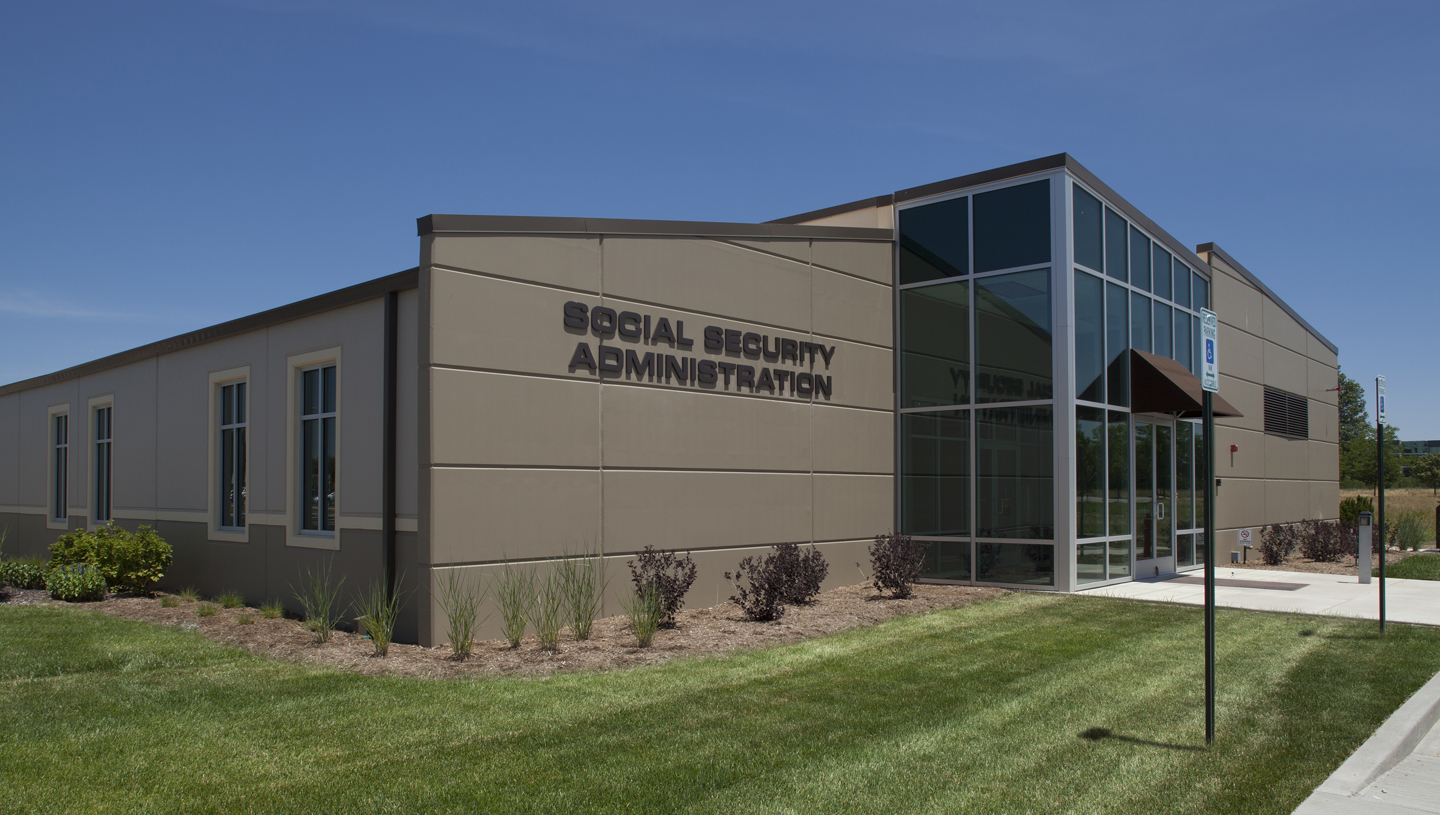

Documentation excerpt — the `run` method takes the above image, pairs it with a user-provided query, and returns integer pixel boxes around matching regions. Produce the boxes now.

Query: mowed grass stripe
[2,593,1439,815]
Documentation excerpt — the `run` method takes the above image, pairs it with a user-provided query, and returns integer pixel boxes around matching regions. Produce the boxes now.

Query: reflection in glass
[1156,424,1172,559]
[1109,539,1132,579]
[921,541,971,581]
[976,406,1053,539]
[1192,315,1202,374]
[1105,208,1128,282]
[1135,422,1154,559]
[1173,259,1191,309]
[1152,245,1172,300]
[1175,310,1191,373]
[977,542,1054,586]
[900,197,969,284]
[1193,273,1209,310]
[1177,533,1195,568]
[1078,542,1106,584]
[1073,186,1102,272]
[1075,271,1104,403]
[1195,422,1206,534]
[1154,302,1172,360]
[1131,292,1152,353]
[1109,411,1130,535]
[1196,531,1207,567]
[1177,422,1193,530]
[901,283,969,407]
[902,410,969,536]
[976,269,1051,402]
[1077,407,1105,539]
[1130,228,1151,292]
[974,180,1050,273]
[1107,283,1129,406]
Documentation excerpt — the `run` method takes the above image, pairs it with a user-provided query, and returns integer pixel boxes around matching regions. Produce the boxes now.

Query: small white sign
[1238,528,1253,546]
[1200,308,1220,393]
[1377,375,1386,425]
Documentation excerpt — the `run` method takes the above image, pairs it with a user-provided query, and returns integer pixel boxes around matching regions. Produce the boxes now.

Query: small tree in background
[1411,453,1440,497]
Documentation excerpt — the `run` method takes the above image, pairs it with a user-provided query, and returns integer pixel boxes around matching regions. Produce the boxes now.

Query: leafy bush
[45,564,106,602]
[196,603,218,617]
[529,567,565,652]
[558,545,607,641]
[1298,520,1355,563]
[291,561,346,643]
[1339,495,1374,528]
[259,599,283,619]
[725,554,786,622]
[355,578,405,657]
[867,534,931,599]
[622,583,663,648]
[772,542,828,605]
[627,546,697,628]
[1,557,49,590]
[435,570,487,659]
[492,560,534,649]
[48,522,172,594]
[1257,523,1300,565]
[216,591,244,609]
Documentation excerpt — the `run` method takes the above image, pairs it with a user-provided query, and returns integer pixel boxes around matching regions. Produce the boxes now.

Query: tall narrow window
[219,382,247,530]
[1075,271,1104,403]
[94,406,112,523]
[300,365,337,533]
[53,414,68,522]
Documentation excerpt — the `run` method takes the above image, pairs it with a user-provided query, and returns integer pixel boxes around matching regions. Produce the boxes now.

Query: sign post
[1200,309,1220,745]
[1377,376,1387,634]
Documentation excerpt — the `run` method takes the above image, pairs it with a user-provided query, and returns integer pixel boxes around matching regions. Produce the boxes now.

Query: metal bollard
[1358,511,1373,584]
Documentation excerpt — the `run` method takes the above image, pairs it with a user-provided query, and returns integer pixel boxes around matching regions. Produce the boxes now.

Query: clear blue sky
[2,1,1436,436]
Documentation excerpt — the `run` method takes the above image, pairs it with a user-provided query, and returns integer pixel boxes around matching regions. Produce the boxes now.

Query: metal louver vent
[1263,388,1309,439]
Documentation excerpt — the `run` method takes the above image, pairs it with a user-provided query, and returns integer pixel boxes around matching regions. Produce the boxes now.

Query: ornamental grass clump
[492,559,534,649]
[237,614,254,626]
[866,533,930,599]
[178,586,201,603]
[557,543,607,641]
[160,595,179,608]
[435,569,487,660]
[355,578,405,657]
[292,561,346,643]
[1393,510,1428,551]
[622,583,663,648]
[196,603,218,618]
[216,591,244,609]
[627,546,696,628]
[529,567,566,652]
[259,599,283,619]
[45,563,106,602]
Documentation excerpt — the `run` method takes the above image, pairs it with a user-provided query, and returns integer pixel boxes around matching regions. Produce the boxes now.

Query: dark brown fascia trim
[418,214,891,242]
[1195,242,1338,355]
[0,268,421,398]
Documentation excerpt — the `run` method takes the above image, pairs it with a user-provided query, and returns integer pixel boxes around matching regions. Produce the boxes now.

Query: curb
[1292,666,1440,813]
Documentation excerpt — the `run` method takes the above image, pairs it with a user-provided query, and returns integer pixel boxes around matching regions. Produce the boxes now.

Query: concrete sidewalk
[1077,564,1440,626]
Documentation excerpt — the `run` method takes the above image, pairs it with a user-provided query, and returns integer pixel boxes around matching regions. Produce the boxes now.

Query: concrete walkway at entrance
[1077,564,1440,626]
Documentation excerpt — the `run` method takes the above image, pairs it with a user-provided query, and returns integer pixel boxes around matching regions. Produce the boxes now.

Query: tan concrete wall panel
[601,238,813,332]
[429,235,601,293]
[1220,326,1264,386]
[811,240,893,284]
[1262,342,1307,397]
[1214,425,1265,480]
[1213,273,1263,336]
[1263,434,1310,481]
[1310,401,1338,444]
[1216,376,1263,436]
[0,394,20,507]
[727,239,810,266]
[812,267,893,348]
[397,289,420,518]
[812,406,894,474]
[1216,477,1264,533]
[813,474,894,542]
[1307,359,1337,407]
[1308,333,1338,367]
[428,467,600,565]
[1310,481,1339,521]
[1262,480,1311,526]
[1309,440,1339,483]
[601,386,811,471]
[429,368,599,468]
[603,470,811,552]
[428,270,591,377]
[1262,297,1308,357]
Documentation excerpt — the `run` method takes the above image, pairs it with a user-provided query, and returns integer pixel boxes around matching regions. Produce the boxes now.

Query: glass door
[1133,419,1176,577]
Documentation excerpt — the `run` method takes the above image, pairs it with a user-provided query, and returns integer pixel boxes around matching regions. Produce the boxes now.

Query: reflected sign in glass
[1200,308,1219,393]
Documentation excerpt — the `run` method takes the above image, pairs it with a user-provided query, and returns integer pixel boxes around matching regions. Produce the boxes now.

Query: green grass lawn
[1375,553,1440,580]
[3,593,1439,815]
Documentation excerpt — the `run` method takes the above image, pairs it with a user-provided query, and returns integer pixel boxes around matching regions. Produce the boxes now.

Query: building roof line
[418,214,892,242]
[1194,242,1338,355]
[0,268,420,398]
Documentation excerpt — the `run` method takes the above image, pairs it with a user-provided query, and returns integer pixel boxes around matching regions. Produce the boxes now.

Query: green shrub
[216,591,244,609]
[160,595,179,608]
[1,557,49,590]
[435,570,487,660]
[259,599,284,619]
[354,578,405,657]
[622,583,663,648]
[292,561,346,643]
[48,522,172,594]
[1339,495,1375,527]
[196,603,218,617]
[45,564,107,602]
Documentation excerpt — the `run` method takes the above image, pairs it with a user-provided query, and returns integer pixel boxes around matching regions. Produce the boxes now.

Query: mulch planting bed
[1,582,1007,680]
[1230,548,1424,575]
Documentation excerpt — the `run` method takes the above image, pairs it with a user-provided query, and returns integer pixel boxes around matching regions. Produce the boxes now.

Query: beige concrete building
[0,154,1339,645]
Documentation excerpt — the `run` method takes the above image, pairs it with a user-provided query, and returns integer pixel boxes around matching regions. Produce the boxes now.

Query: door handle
[1157,503,1165,520]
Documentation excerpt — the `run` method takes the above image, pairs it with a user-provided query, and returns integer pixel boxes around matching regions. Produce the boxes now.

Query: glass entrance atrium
[899,167,1211,591]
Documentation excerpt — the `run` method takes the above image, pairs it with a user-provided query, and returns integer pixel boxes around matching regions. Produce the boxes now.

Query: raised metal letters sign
[1200,308,1219,393]
[561,301,836,399]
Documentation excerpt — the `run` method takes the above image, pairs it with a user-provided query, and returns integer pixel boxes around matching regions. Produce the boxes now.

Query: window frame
[46,403,70,530]
[87,395,114,529]
[285,347,341,550]
[207,366,251,543]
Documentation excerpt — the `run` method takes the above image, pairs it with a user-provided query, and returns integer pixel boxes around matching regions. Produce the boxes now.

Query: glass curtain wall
[1072,179,1209,584]
[901,177,1056,587]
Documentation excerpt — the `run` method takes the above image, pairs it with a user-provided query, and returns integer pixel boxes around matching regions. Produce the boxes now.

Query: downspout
[382,290,399,596]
